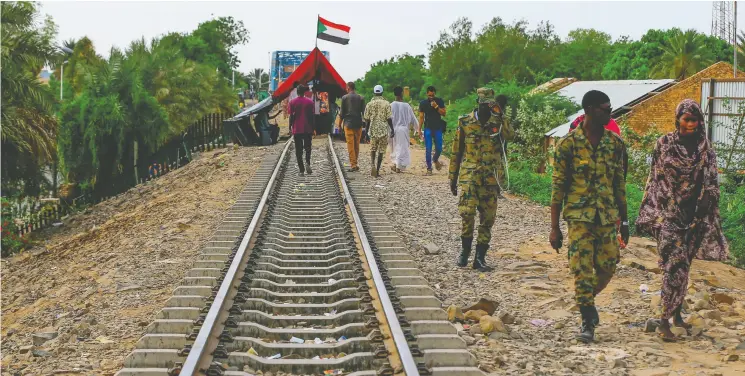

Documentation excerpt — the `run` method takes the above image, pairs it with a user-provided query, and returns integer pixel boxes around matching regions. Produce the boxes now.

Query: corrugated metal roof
[545,79,675,137]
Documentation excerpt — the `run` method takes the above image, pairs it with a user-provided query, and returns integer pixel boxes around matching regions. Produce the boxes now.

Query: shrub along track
[117,137,483,376]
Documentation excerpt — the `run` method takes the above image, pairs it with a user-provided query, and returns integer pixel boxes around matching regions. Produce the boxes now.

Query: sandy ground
[1,144,281,375]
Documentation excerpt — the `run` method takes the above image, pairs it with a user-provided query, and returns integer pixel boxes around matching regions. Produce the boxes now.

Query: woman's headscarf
[674,99,705,135]
[636,99,727,262]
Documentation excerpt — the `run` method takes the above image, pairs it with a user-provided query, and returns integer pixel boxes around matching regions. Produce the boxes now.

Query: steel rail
[180,138,292,375]
[327,135,420,376]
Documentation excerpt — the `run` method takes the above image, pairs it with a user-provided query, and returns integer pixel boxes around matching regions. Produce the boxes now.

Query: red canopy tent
[272,47,347,101]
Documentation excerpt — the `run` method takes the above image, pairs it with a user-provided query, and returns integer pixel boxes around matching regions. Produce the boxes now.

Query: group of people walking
[335,82,449,176]
[288,82,730,344]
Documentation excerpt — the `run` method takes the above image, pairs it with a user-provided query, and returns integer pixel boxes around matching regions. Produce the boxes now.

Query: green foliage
[356,54,427,101]
[650,29,716,80]
[554,29,614,80]
[513,93,580,170]
[720,186,745,267]
[1,1,59,197]
[1,198,32,257]
[620,121,663,188]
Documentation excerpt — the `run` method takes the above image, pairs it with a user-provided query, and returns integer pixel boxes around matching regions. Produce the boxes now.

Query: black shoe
[306,165,313,174]
[472,244,493,272]
[457,237,473,267]
[577,305,596,343]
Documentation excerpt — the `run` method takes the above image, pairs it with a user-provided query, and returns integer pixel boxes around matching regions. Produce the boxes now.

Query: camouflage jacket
[551,123,627,225]
[448,110,514,187]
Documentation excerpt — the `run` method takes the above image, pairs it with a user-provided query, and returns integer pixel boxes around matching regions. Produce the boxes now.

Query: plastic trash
[337,335,347,342]
[267,353,281,359]
[530,319,553,327]
[639,284,649,294]
[289,232,295,238]
[328,278,337,284]
[290,337,304,344]
[314,338,323,344]
[312,355,321,360]
[324,370,344,375]
[248,347,258,356]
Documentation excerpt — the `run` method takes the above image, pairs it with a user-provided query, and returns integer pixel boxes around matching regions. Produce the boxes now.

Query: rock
[497,310,515,324]
[468,324,483,336]
[694,299,711,311]
[32,331,58,346]
[562,360,576,370]
[699,310,722,321]
[31,349,52,357]
[712,293,735,305]
[721,354,739,362]
[690,327,703,337]
[554,322,565,329]
[464,309,489,322]
[737,341,745,350]
[137,321,149,327]
[100,359,118,370]
[422,242,440,255]
[645,319,660,333]
[650,295,662,311]
[479,315,508,334]
[670,326,687,337]
[461,335,476,345]
[19,345,35,354]
[447,305,464,322]
[688,314,706,328]
[631,368,671,376]
[721,317,741,329]
[545,309,573,320]
[488,331,509,341]
[463,298,498,316]
[612,359,627,369]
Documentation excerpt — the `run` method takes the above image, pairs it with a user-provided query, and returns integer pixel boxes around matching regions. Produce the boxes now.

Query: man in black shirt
[338,81,366,172]
[418,86,447,175]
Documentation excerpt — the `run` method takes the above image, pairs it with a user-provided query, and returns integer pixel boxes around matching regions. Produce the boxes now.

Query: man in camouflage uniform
[449,88,514,272]
[550,90,629,343]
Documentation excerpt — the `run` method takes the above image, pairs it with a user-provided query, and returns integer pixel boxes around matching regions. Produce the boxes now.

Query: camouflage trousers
[370,136,388,154]
[567,220,619,306]
[458,184,498,244]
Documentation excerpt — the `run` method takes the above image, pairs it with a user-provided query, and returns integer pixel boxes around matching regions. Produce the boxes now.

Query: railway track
[117,137,483,376]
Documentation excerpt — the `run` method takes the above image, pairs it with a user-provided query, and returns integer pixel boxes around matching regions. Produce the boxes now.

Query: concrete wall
[623,62,742,134]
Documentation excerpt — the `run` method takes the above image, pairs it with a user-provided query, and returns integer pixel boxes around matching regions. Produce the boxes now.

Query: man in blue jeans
[419,86,447,175]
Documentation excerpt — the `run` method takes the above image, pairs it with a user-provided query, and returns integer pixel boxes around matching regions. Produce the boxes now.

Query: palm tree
[651,30,713,80]
[247,68,268,91]
[1,2,59,194]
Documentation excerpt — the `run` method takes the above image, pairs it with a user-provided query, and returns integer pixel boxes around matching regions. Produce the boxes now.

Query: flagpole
[315,14,319,49]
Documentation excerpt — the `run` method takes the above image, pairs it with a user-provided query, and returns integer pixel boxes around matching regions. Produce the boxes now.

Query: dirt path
[335,140,745,376]
[1,144,281,375]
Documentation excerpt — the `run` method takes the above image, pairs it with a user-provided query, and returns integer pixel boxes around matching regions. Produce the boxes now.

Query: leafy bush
[620,121,662,189]
[1,197,31,257]
[720,186,745,267]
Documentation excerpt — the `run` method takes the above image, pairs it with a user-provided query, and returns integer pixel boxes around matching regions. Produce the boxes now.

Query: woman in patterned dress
[636,99,728,341]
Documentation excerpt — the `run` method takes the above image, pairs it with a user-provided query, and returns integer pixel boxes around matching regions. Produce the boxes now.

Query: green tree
[1,1,59,196]
[553,28,614,80]
[651,29,714,80]
[428,17,484,100]
[358,54,427,101]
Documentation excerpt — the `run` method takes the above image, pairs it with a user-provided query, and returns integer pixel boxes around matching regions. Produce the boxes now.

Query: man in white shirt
[389,86,419,172]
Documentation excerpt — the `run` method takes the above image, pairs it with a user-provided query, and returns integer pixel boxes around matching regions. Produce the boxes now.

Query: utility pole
[735,1,738,77]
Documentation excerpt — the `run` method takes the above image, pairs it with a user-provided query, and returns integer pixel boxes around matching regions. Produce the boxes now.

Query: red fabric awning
[272,48,347,101]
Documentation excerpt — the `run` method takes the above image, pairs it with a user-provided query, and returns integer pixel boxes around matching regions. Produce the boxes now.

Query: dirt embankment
[1,144,279,375]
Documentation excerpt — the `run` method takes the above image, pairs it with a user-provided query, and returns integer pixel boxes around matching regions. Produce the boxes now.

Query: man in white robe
[389,86,419,172]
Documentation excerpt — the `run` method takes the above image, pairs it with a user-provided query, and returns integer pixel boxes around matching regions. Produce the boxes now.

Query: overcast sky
[40,1,744,82]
